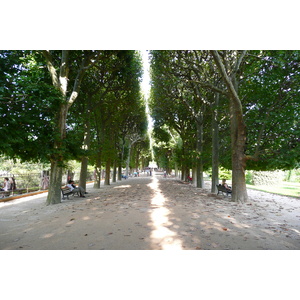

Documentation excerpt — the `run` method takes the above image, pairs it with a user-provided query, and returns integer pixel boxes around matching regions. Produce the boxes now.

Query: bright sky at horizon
[140,50,151,97]
[140,50,155,159]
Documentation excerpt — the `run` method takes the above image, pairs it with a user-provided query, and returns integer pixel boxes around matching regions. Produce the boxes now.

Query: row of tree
[0,50,151,205]
[149,50,300,203]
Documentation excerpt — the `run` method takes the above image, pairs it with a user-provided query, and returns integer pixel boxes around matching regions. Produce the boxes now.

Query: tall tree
[42,50,101,205]
[210,50,248,203]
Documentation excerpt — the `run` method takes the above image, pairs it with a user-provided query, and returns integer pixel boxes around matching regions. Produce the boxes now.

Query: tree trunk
[192,167,196,186]
[79,157,88,190]
[112,160,117,183]
[211,50,248,203]
[46,103,68,205]
[125,143,132,178]
[174,162,178,178]
[211,92,219,193]
[46,160,63,205]
[79,101,92,190]
[105,159,111,185]
[196,118,204,188]
[94,156,101,189]
[118,163,122,181]
[230,97,248,203]
[181,168,184,181]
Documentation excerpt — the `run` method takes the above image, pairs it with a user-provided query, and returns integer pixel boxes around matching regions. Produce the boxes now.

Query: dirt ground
[1,172,300,250]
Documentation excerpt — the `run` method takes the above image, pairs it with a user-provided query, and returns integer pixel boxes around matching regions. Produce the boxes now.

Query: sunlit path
[148,174,183,250]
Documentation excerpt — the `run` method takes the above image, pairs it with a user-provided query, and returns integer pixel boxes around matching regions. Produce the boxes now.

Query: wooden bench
[61,187,79,200]
[216,184,232,196]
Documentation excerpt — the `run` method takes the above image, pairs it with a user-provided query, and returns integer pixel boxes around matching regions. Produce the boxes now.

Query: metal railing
[0,171,95,192]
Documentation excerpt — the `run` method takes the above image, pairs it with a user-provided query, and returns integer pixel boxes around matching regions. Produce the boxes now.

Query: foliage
[0,156,50,174]
[149,50,300,176]
[247,170,285,185]
[0,51,63,162]
[241,51,300,170]
[219,167,232,180]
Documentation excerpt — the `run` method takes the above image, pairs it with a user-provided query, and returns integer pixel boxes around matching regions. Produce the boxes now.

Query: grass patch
[246,182,300,198]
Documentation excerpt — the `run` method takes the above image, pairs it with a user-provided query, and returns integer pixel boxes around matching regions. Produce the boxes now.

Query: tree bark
[112,160,117,183]
[105,159,111,185]
[192,167,196,186]
[196,117,204,188]
[79,105,91,190]
[174,162,178,178]
[125,143,132,178]
[94,157,101,189]
[211,92,219,193]
[118,163,122,181]
[46,160,63,205]
[46,102,68,205]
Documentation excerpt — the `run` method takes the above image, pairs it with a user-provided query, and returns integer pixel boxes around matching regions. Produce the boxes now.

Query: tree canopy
[149,50,300,202]
[0,50,149,204]
[1,50,299,204]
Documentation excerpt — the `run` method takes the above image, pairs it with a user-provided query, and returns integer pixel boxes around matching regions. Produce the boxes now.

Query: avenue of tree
[149,50,300,203]
[0,51,150,205]
[1,50,299,204]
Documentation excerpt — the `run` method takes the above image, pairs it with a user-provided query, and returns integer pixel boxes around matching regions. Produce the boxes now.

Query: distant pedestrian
[10,177,16,190]
[2,178,11,191]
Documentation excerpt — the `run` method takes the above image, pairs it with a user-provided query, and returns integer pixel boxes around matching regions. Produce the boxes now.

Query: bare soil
[1,172,300,250]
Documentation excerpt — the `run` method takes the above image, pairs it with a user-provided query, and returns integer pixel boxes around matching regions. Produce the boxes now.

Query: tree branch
[233,50,247,75]
[67,51,101,108]
[210,50,242,109]
[191,80,227,96]
[42,51,59,89]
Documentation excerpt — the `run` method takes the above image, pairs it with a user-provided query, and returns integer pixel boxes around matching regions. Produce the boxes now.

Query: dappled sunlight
[220,215,251,230]
[42,233,54,238]
[148,176,183,250]
[290,228,300,236]
[0,192,48,208]
[113,185,132,189]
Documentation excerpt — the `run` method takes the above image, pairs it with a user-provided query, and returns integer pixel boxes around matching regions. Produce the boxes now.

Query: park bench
[61,187,79,200]
[216,184,232,197]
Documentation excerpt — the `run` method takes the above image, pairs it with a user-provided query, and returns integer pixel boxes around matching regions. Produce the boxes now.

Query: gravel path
[1,172,300,250]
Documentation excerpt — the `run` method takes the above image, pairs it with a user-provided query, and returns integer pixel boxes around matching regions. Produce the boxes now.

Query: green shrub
[245,171,253,184]
[251,170,284,186]
[219,167,232,180]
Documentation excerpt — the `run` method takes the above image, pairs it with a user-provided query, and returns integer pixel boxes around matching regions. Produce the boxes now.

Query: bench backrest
[216,184,229,191]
